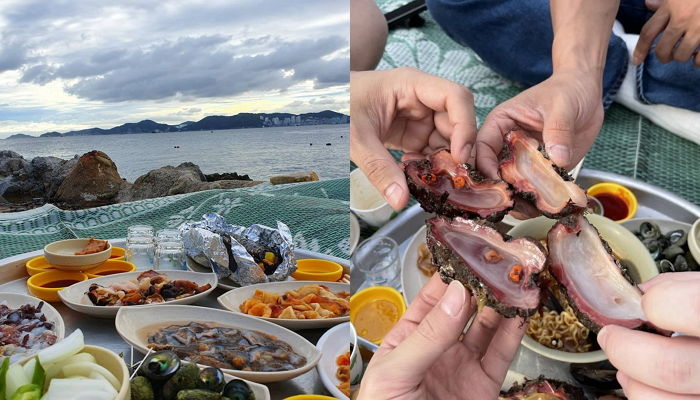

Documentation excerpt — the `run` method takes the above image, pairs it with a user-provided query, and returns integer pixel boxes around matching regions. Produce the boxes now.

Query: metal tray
[0,240,352,400]
[354,169,700,382]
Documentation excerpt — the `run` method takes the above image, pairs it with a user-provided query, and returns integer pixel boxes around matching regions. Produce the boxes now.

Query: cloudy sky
[0,0,349,138]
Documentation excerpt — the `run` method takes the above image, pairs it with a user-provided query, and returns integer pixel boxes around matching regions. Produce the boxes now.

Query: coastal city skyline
[0,0,349,138]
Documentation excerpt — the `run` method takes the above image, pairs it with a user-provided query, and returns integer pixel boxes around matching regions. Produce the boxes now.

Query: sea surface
[2,125,349,181]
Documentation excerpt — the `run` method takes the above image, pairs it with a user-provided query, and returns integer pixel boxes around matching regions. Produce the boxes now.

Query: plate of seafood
[130,350,270,400]
[217,281,350,330]
[58,270,217,318]
[399,131,664,366]
[0,292,65,362]
[315,322,358,400]
[115,304,322,383]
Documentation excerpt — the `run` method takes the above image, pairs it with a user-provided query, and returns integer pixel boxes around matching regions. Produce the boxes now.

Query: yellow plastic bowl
[587,182,638,222]
[283,396,338,400]
[110,246,126,260]
[350,286,406,345]
[26,256,55,276]
[27,270,89,302]
[292,259,344,282]
[86,259,137,278]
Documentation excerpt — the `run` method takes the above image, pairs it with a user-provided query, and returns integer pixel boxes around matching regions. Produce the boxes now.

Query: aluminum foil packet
[180,213,296,286]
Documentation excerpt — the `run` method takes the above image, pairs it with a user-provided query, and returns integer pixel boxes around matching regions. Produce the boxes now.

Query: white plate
[400,225,431,304]
[316,322,351,400]
[115,305,321,383]
[58,270,218,318]
[217,280,350,330]
[0,292,65,361]
[349,213,361,255]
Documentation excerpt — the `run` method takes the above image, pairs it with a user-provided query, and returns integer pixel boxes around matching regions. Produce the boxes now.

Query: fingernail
[439,280,466,317]
[383,183,403,209]
[548,145,571,167]
[597,326,609,348]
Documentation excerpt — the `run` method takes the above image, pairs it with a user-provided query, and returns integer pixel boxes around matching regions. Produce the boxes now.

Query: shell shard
[426,216,546,318]
[499,131,587,218]
[404,150,513,222]
[547,214,646,332]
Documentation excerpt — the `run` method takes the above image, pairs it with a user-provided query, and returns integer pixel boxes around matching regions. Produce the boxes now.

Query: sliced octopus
[403,150,513,222]
[426,216,546,317]
[499,131,587,218]
[547,214,646,332]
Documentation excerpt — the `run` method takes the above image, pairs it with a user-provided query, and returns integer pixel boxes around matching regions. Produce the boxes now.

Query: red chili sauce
[594,193,629,221]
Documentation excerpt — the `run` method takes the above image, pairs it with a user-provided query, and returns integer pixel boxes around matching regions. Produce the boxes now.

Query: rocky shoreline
[0,150,263,211]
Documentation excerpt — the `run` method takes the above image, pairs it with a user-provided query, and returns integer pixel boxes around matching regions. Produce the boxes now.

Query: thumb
[387,281,472,379]
[645,0,662,11]
[352,133,409,210]
[542,112,575,169]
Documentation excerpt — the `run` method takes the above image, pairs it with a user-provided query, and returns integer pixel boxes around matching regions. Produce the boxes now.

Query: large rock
[0,151,28,178]
[54,150,128,208]
[123,162,207,201]
[269,170,319,185]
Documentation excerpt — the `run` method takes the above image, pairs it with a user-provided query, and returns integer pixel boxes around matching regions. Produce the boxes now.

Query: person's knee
[351,0,388,71]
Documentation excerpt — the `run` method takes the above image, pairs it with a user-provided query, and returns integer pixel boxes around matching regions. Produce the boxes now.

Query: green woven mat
[376,0,700,205]
[0,178,350,259]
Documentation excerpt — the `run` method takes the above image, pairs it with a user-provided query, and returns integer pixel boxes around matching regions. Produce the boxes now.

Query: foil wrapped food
[180,213,296,286]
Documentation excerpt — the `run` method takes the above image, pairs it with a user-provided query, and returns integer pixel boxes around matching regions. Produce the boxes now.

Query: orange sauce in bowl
[353,299,400,343]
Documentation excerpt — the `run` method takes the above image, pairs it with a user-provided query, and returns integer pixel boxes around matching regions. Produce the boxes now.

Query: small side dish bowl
[110,246,126,260]
[508,214,657,363]
[44,238,112,270]
[350,286,406,345]
[85,260,137,278]
[18,344,131,400]
[316,322,353,400]
[27,270,89,302]
[0,292,65,359]
[26,255,55,276]
[292,259,344,282]
[586,182,638,222]
[350,168,394,227]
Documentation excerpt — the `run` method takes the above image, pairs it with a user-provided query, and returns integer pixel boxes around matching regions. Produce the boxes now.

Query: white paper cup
[350,169,394,227]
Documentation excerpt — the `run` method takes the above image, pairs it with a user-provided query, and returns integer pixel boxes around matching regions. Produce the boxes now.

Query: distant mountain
[7,133,36,140]
[4,110,348,139]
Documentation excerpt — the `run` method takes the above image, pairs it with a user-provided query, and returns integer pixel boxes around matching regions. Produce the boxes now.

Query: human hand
[597,271,700,399]
[357,274,526,399]
[475,70,603,179]
[633,0,700,66]
[350,67,476,210]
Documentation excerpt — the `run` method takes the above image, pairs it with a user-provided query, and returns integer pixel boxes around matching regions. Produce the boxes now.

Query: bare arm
[550,0,620,81]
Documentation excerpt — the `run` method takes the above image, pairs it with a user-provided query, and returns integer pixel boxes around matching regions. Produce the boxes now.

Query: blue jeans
[427,0,700,112]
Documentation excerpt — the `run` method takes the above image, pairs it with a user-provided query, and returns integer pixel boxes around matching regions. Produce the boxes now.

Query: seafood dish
[499,377,585,400]
[633,221,699,273]
[403,149,514,222]
[239,284,350,320]
[335,351,350,397]
[75,238,110,255]
[147,322,307,372]
[86,270,212,306]
[416,243,437,277]
[426,216,547,317]
[0,301,58,361]
[131,350,256,400]
[500,131,587,218]
[548,215,646,332]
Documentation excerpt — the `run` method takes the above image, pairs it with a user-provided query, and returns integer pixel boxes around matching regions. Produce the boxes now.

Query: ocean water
[2,125,349,181]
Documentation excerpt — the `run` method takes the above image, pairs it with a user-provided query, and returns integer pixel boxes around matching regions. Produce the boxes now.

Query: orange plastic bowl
[26,256,55,276]
[27,270,89,302]
[86,260,136,278]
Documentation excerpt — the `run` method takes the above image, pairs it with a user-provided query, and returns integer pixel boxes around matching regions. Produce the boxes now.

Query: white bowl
[217,280,350,330]
[689,218,700,267]
[316,322,353,400]
[0,292,65,361]
[58,270,217,318]
[115,305,321,383]
[350,169,394,227]
[349,213,361,254]
[508,214,658,363]
[44,239,112,270]
[18,344,131,400]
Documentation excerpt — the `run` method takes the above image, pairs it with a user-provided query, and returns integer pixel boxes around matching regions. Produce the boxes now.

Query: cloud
[174,107,202,116]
